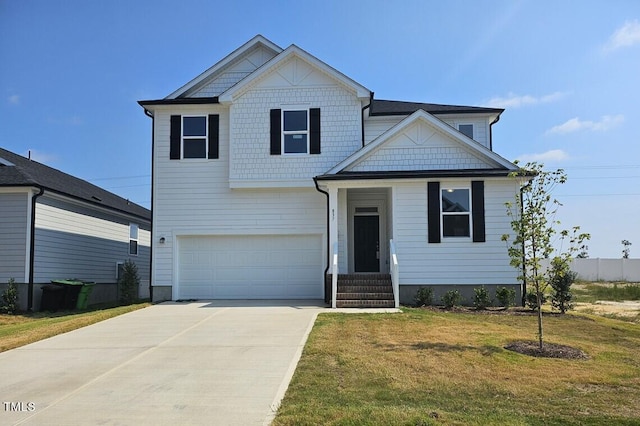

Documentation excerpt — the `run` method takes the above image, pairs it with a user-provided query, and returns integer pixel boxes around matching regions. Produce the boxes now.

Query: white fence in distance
[540,258,640,282]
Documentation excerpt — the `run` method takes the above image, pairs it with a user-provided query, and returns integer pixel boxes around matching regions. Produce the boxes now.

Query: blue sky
[1,0,639,258]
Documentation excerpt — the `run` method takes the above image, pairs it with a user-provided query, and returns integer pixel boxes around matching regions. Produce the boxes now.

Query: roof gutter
[313,176,331,305]
[28,186,44,311]
[361,92,373,147]
[489,114,501,151]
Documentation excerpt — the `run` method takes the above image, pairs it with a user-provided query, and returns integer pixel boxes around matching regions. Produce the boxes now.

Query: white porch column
[328,185,338,254]
[328,185,339,308]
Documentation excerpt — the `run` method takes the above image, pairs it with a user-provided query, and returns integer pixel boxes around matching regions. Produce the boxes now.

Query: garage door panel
[178,234,323,299]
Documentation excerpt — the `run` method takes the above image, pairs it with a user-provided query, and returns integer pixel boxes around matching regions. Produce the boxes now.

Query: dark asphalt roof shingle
[369,99,504,116]
[0,148,150,221]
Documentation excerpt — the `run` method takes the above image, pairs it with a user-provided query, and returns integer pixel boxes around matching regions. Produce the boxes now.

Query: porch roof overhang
[315,168,513,182]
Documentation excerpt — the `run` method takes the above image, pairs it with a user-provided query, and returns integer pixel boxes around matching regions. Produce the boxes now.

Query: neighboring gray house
[139,35,522,307]
[0,148,151,311]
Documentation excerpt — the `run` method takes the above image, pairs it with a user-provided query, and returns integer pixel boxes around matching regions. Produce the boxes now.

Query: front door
[354,215,380,272]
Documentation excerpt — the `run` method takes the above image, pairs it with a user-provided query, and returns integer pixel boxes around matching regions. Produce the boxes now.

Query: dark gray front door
[354,215,380,272]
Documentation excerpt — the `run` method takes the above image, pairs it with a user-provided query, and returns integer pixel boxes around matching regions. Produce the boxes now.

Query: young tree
[622,240,632,259]
[502,162,589,350]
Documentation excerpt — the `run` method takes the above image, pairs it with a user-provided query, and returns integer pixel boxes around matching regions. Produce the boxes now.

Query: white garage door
[177,234,323,299]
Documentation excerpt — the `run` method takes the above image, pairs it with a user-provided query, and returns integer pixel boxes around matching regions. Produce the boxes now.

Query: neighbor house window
[129,224,139,255]
[282,110,309,154]
[458,124,473,139]
[441,188,471,237]
[182,116,207,158]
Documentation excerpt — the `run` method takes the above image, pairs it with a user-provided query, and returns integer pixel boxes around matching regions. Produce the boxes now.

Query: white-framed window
[441,187,471,238]
[458,124,474,139]
[282,109,309,154]
[182,116,208,158]
[129,224,139,255]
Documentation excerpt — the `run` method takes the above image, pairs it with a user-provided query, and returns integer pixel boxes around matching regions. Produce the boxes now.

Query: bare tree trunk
[537,290,544,350]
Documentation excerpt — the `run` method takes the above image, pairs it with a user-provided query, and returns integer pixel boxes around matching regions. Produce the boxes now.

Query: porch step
[331,274,395,308]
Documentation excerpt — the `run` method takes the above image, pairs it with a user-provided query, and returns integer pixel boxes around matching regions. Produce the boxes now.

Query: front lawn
[0,302,150,352]
[274,309,640,425]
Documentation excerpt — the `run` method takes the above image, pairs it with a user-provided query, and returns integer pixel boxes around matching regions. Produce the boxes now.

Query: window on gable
[458,124,473,139]
[129,224,139,256]
[182,116,207,158]
[441,188,471,237]
[283,110,309,154]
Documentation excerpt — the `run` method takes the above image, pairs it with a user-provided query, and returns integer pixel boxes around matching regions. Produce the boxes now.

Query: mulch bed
[504,341,589,360]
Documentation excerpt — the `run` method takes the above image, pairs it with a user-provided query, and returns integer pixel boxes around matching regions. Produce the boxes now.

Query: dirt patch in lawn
[574,300,640,319]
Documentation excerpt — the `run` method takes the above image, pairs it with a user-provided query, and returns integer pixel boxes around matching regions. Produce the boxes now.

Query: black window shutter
[270,109,281,155]
[310,108,321,154]
[471,180,486,242]
[208,114,219,159]
[427,182,441,243]
[170,115,181,160]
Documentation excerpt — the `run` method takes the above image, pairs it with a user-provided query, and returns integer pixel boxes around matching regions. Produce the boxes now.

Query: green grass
[573,281,640,303]
[0,302,150,352]
[273,309,640,425]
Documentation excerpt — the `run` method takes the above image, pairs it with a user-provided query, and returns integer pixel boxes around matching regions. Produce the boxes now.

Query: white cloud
[604,20,640,51]
[516,149,569,164]
[546,115,624,135]
[8,95,20,105]
[486,91,566,109]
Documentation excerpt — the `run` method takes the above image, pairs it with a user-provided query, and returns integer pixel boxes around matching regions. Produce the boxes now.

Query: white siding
[365,114,493,149]
[438,115,490,148]
[364,116,404,145]
[230,86,362,185]
[0,191,29,282]
[152,105,327,289]
[189,45,278,97]
[349,120,495,172]
[392,178,519,286]
[33,195,150,284]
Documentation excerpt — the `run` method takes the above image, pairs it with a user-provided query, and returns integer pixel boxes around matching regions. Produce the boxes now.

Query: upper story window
[169,114,219,160]
[129,224,139,255]
[458,124,474,139]
[441,188,471,238]
[283,110,309,154]
[182,116,207,158]
[270,108,321,155]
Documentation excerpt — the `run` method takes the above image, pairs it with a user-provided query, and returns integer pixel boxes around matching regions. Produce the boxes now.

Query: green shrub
[1,278,19,315]
[442,290,463,309]
[473,286,492,310]
[525,289,547,311]
[550,268,577,314]
[118,260,140,305]
[414,287,434,307]
[496,286,516,308]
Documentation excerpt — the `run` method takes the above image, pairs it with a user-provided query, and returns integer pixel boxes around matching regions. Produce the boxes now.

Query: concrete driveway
[0,300,327,426]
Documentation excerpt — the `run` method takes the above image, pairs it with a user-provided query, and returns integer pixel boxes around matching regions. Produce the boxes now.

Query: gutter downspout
[489,114,500,151]
[144,108,154,303]
[28,186,45,311]
[361,92,373,147]
[313,176,330,305]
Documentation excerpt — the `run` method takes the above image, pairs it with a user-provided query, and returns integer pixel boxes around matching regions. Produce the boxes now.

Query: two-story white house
[139,35,521,307]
